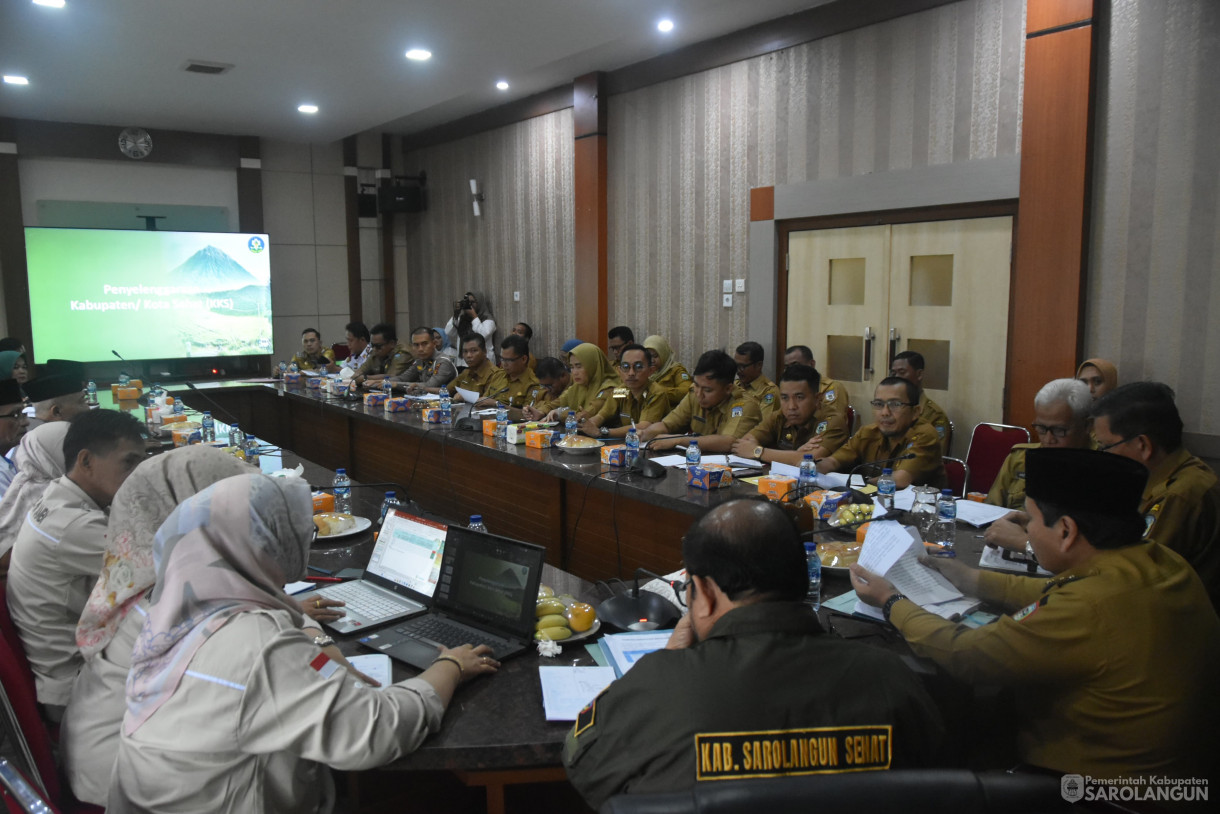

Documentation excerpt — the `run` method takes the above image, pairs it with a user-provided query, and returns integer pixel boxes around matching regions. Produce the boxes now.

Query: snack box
[333,380,351,395]
[758,474,797,501]
[422,406,445,423]
[171,423,202,447]
[482,419,499,437]
[385,397,410,412]
[525,429,556,449]
[688,463,733,490]
[307,376,325,390]
[600,445,628,466]
[311,491,335,514]
[160,413,188,426]
[506,422,550,445]
[364,392,388,408]
[116,386,142,400]
[802,489,849,520]
[110,380,144,397]
[283,372,302,386]
[855,522,871,544]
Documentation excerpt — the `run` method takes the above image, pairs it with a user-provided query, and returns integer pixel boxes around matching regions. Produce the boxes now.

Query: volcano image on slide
[168,245,261,292]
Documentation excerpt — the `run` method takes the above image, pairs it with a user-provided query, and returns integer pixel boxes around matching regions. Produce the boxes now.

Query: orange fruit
[567,602,596,632]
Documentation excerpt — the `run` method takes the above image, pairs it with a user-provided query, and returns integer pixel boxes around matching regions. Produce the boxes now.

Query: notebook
[358,525,545,668]
[312,510,446,634]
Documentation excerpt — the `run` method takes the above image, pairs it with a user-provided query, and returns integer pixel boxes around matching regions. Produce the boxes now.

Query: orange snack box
[688,464,733,490]
[283,372,302,386]
[482,419,498,437]
[758,474,797,501]
[600,445,628,466]
[803,489,849,520]
[525,429,556,448]
[116,386,142,400]
[384,397,410,412]
[311,491,335,514]
[363,392,388,408]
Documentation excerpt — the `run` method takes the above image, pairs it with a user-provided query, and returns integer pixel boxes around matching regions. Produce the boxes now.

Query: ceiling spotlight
[297,104,318,114]
[33,0,66,8]
[405,49,432,61]
[657,19,675,33]
[3,75,30,85]
[496,80,509,91]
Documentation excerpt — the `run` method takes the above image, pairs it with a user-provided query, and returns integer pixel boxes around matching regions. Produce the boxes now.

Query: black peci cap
[0,378,22,406]
[25,374,83,403]
[1025,447,1147,521]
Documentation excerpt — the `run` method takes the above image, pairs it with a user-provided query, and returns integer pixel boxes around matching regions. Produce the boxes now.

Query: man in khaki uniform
[734,341,780,422]
[642,350,761,454]
[476,335,538,413]
[354,323,412,387]
[783,345,850,432]
[852,448,1220,780]
[398,327,457,395]
[890,351,951,451]
[584,343,669,439]
[290,327,336,372]
[1092,381,1220,609]
[732,363,847,466]
[817,377,944,489]
[447,333,507,401]
[520,357,571,419]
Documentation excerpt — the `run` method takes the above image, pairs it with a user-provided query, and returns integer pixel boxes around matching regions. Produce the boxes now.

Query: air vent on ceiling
[182,60,234,76]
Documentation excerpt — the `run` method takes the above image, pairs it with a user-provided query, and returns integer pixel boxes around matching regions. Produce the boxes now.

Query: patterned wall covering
[607,0,1025,368]
[402,109,575,359]
[1086,0,1220,438]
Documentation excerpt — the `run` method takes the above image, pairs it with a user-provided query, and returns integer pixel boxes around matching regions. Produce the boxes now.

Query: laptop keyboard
[316,582,406,622]
[397,617,509,650]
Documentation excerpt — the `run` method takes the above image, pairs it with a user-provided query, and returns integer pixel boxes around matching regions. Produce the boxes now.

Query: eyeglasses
[736,361,760,371]
[500,354,524,364]
[1098,436,1138,452]
[0,411,24,422]
[619,361,648,372]
[674,576,694,609]
[370,341,387,350]
[869,399,915,411]
[1032,423,1075,439]
[310,526,319,544]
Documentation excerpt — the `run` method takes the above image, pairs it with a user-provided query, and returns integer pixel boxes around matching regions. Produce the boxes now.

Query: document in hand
[854,521,980,619]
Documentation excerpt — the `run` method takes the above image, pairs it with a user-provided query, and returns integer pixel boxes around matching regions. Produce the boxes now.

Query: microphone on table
[596,568,682,632]
[846,453,916,489]
[183,381,234,423]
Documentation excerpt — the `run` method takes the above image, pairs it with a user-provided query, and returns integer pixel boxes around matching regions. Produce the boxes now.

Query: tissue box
[171,424,202,447]
[311,491,335,514]
[758,474,797,501]
[283,372,302,386]
[525,429,556,448]
[600,445,628,466]
[688,464,733,490]
[364,392,388,408]
[803,489,849,520]
[385,397,410,412]
[116,386,142,400]
[422,406,445,423]
[307,376,324,390]
[333,380,351,395]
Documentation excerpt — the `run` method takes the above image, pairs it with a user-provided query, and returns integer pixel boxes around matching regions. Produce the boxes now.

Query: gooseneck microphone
[183,381,234,423]
[847,453,916,488]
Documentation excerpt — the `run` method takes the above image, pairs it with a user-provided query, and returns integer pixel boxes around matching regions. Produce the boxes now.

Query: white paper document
[405,393,440,401]
[600,631,673,677]
[858,521,921,574]
[819,471,852,489]
[455,386,481,404]
[882,544,963,606]
[893,487,916,511]
[652,454,761,470]
[346,654,392,689]
[538,666,618,721]
[284,581,316,595]
[954,500,1015,527]
[770,461,800,479]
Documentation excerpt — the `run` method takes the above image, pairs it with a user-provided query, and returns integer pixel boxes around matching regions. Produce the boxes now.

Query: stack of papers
[852,520,980,619]
[538,666,617,720]
[650,454,762,470]
[599,631,673,677]
[347,654,392,689]
[954,500,1014,527]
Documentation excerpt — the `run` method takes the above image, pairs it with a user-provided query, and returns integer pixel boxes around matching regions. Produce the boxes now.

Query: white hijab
[0,422,69,557]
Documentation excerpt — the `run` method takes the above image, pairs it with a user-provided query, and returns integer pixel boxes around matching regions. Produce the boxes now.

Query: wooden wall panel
[1027,0,1093,32]
[573,72,608,349]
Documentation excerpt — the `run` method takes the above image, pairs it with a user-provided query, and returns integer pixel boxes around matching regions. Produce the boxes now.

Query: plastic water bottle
[229,424,244,448]
[496,403,508,439]
[201,411,215,442]
[333,468,352,514]
[803,542,822,611]
[173,398,184,416]
[86,380,98,405]
[378,491,403,527]
[383,378,393,398]
[625,427,640,468]
[278,361,288,376]
[685,438,701,468]
[439,390,451,422]
[288,361,299,374]
[565,410,578,440]
[244,436,260,468]
[468,514,487,533]
[798,453,817,497]
[877,468,896,513]
[118,371,130,386]
[935,488,957,549]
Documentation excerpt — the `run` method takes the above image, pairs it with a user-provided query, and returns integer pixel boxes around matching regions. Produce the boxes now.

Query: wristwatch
[1024,540,1038,562]
[312,634,335,648]
[881,593,907,623]
[752,445,764,461]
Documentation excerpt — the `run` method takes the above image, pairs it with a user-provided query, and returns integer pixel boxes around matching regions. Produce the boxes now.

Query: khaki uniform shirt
[447,359,507,399]
[554,384,614,418]
[891,543,1220,779]
[741,376,780,423]
[108,610,444,814]
[986,443,1039,511]
[7,475,107,706]
[563,603,945,810]
[918,393,952,450]
[652,364,693,409]
[397,356,458,389]
[289,348,335,371]
[815,376,850,429]
[661,385,762,440]
[357,343,413,379]
[485,368,541,409]
[1140,447,1220,608]
[829,421,946,488]
[593,383,670,429]
[750,410,846,454]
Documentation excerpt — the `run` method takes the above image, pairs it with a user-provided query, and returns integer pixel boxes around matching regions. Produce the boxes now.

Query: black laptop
[358,525,545,668]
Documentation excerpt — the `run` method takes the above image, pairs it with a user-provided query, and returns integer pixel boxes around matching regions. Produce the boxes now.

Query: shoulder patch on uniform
[731,405,744,418]
[816,421,828,435]
[762,393,775,404]
[694,725,892,781]
[935,426,945,438]
[824,389,836,403]
[681,373,690,381]
[574,697,598,737]
[1012,596,1047,623]
[1143,500,1163,538]
[1016,471,1026,480]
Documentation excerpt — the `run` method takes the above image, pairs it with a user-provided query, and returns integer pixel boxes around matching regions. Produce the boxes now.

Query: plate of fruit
[534,586,601,643]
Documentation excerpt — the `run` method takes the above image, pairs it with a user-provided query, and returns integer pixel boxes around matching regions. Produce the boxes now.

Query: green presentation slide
[25,228,273,363]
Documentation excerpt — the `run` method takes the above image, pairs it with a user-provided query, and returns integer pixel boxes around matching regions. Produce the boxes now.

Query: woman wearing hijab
[0,349,29,386]
[1076,358,1118,400]
[432,325,460,366]
[443,290,497,358]
[0,422,69,578]
[108,473,497,813]
[543,343,619,425]
[643,335,693,409]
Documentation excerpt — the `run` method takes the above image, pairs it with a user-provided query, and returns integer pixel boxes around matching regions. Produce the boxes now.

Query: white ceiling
[0,0,825,144]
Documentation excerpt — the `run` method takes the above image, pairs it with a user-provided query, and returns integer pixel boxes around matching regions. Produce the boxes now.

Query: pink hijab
[124,473,313,734]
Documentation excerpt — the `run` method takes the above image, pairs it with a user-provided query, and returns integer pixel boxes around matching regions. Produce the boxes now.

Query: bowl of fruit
[534,585,601,644]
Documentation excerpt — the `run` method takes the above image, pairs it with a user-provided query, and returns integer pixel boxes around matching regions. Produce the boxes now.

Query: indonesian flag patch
[311,652,342,679]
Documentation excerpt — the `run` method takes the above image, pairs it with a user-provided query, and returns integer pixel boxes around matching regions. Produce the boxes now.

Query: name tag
[694,725,892,781]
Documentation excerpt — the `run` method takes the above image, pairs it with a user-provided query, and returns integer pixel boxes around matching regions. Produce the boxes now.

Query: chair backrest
[965,423,1031,495]
[0,634,59,806]
[944,456,970,498]
[331,342,350,361]
[844,405,858,438]
[0,584,36,693]
[0,758,58,814]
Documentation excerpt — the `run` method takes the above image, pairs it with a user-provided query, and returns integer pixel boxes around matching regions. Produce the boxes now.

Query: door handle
[863,326,876,376]
[888,328,900,370]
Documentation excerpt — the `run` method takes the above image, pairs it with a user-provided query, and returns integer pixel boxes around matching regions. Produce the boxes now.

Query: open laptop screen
[367,510,446,598]
[435,526,544,638]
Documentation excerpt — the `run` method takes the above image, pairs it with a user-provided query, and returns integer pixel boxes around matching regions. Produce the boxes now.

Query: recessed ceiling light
[33,0,66,8]
[657,19,675,33]
[3,75,30,86]
[405,49,432,61]
[297,104,318,114]
[496,80,509,91]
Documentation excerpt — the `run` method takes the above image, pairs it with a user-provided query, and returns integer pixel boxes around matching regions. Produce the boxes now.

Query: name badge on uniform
[824,389,836,403]
[816,421,828,435]
[936,426,945,438]
[731,405,744,418]
[762,393,774,405]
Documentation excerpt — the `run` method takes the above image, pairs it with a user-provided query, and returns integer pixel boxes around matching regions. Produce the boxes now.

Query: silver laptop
[358,526,545,667]
[313,510,446,634]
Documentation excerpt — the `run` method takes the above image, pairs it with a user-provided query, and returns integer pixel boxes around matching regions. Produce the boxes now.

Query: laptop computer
[312,510,447,634]
[358,525,545,668]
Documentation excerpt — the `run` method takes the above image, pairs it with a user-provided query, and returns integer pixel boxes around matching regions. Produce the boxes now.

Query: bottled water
[935,488,957,549]
[172,398,184,416]
[333,468,352,514]
[243,437,260,468]
[625,428,640,468]
[798,453,817,497]
[468,514,487,533]
[383,378,393,398]
[911,487,937,539]
[877,468,896,513]
[565,411,578,439]
[685,439,701,468]
[278,361,288,376]
[86,380,98,405]
[803,542,822,611]
[496,403,508,439]
[118,371,130,386]
[201,411,215,442]
[288,361,299,374]
[439,390,451,422]
[378,491,403,527]
[229,424,244,448]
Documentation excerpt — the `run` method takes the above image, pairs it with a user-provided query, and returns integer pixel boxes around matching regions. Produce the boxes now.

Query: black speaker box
[378,185,426,214]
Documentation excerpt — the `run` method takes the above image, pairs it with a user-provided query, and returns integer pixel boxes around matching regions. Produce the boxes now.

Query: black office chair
[600,770,1070,814]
